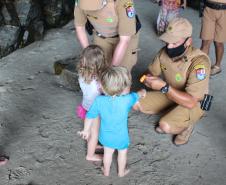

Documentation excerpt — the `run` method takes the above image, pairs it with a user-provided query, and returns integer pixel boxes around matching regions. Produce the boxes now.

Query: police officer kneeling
[134,18,211,145]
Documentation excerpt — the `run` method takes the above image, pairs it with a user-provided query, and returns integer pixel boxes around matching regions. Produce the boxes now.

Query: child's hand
[138,89,146,98]
[77,130,90,140]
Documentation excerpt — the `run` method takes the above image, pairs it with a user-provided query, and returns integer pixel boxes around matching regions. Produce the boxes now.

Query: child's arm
[78,118,93,140]
[132,89,146,110]
[137,89,146,99]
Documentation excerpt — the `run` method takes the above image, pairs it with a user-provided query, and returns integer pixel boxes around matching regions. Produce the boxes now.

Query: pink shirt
[162,0,180,10]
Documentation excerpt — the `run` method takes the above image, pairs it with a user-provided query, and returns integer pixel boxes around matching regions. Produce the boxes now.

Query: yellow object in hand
[140,75,146,83]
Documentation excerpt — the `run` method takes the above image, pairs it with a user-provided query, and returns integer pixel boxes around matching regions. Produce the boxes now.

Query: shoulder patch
[124,2,135,18]
[194,65,206,80]
[194,64,205,70]
[175,73,182,82]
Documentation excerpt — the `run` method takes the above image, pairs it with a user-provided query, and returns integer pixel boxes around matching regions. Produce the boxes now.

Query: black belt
[96,32,119,39]
[206,1,226,10]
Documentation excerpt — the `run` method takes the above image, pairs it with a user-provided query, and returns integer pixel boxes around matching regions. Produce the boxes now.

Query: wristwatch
[160,83,169,94]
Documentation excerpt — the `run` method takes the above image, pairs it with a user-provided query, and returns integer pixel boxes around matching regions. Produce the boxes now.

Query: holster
[199,0,206,17]
[85,19,94,35]
[135,15,141,33]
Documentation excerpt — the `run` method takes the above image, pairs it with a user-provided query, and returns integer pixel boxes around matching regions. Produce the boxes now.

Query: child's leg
[86,117,102,161]
[117,149,130,177]
[157,8,167,34]
[157,8,162,32]
[102,147,115,176]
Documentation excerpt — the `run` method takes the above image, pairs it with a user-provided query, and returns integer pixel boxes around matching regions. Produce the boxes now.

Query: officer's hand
[144,76,166,90]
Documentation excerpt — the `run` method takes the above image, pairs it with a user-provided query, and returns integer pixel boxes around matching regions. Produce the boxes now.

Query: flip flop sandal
[211,65,221,76]
[0,155,9,166]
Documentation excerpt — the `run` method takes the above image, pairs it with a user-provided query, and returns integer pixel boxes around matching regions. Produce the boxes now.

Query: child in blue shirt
[78,66,146,177]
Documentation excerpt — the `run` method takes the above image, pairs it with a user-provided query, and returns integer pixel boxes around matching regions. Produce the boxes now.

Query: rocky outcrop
[42,0,74,27]
[0,0,74,59]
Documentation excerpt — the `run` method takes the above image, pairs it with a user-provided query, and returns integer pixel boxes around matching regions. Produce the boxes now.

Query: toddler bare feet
[101,166,110,176]
[118,168,130,177]
[86,154,103,162]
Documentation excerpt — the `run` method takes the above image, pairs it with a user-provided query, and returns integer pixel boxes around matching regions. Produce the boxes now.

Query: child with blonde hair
[77,44,109,161]
[76,45,108,119]
[156,0,186,35]
[78,66,146,177]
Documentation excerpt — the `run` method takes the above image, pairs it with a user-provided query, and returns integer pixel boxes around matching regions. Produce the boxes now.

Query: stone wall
[0,0,74,58]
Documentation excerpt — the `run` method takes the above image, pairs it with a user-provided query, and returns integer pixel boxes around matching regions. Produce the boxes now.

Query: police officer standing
[74,0,140,71]
[134,18,211,145]
[200,0,226,75]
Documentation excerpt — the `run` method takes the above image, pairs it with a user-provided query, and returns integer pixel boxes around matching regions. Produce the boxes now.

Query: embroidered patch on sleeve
[175,73,182,82]
[194,65,206,80]
[124,2,135,18]
[105,17,113,23]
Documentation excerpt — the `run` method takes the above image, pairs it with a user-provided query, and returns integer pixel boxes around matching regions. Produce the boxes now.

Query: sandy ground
[0,1,226,184]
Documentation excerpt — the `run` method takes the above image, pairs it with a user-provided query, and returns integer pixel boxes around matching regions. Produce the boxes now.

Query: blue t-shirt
[86,92,139,150]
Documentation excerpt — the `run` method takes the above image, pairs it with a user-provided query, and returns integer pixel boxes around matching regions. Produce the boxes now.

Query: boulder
[0,25,20,57]
[0,0,75,58]
[42,0,74,27]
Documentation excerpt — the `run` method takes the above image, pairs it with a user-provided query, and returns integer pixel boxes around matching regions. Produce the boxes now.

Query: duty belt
[96,31,119,39]
[206,1,226,10]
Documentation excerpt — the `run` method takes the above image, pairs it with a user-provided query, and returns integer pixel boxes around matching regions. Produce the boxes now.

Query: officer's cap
[78,0,106,11]
[159,18,192,44]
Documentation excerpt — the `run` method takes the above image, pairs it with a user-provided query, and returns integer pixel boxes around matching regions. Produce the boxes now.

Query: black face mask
[165,38,189,58]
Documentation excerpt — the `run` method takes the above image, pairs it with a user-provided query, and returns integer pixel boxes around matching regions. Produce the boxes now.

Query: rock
[0,25,21,57]
[14,0,44,45]
[53,56,78,75]
[0,0,75,58]
[15,0,41,27]
[53,56,80,91]
[42,0,74,27]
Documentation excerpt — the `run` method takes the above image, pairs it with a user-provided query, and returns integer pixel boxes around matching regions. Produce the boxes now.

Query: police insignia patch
[106,17,113,23]
[194,65,206,80]
[175,73,182,82]
[196,68,206,80]
[124,2,135,18]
